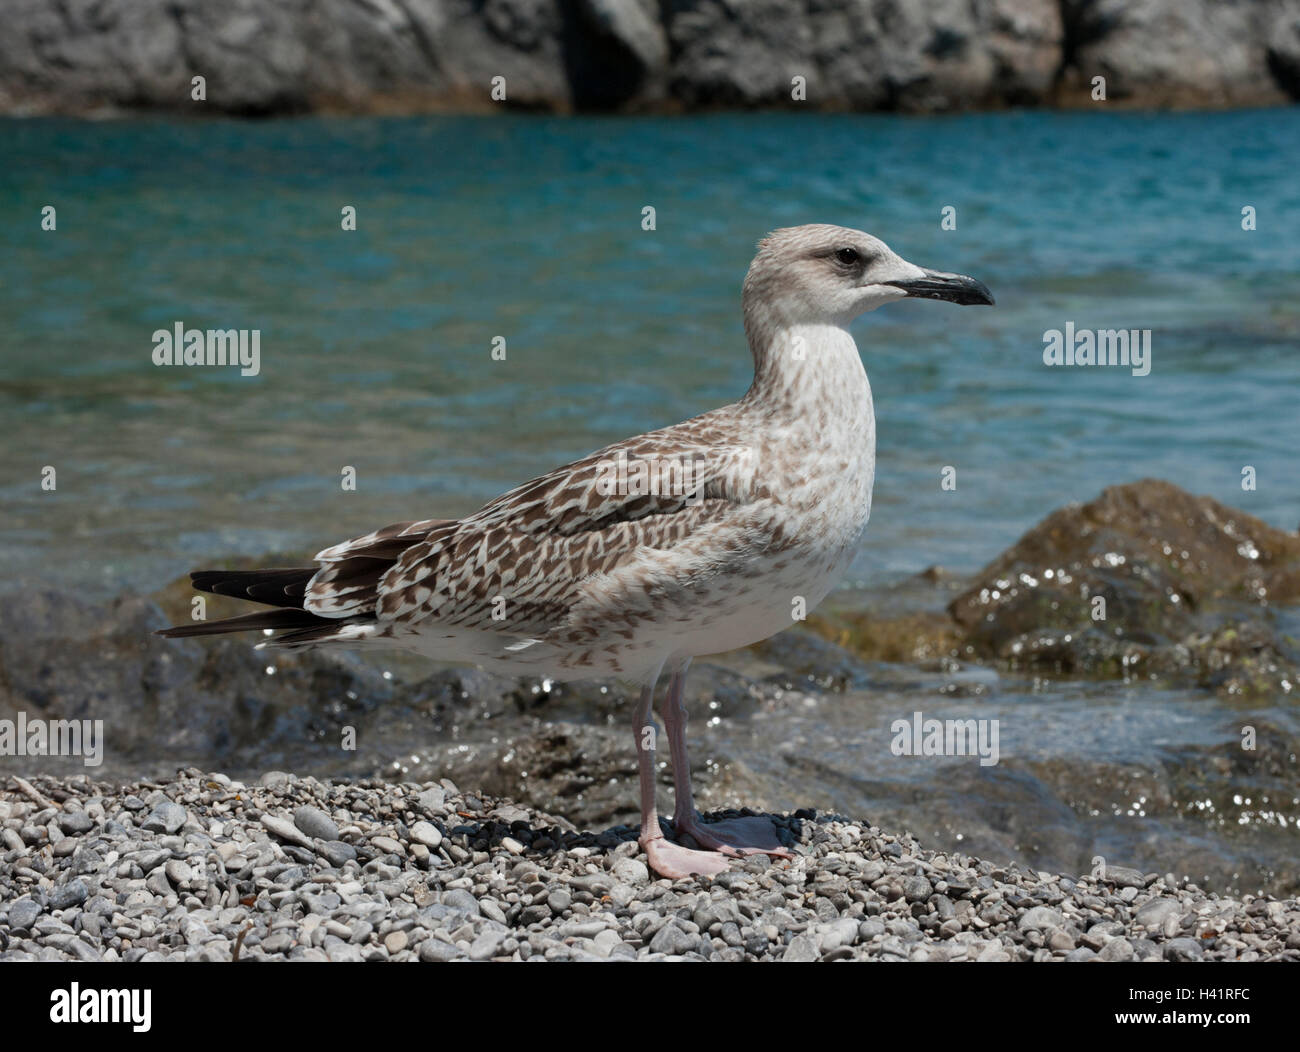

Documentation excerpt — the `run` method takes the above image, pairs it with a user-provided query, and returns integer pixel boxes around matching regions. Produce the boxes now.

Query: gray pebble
[649,922,698,956]
[262,814,313,848]
[318,840,357,868]
[409,821,442,850]
[164,859,193,886]
[49,880,89,910]
[1164,937,1204,962]
[419,938,463,962]
[1100,866,1148,889]
[1098,937,1136,962]
[1018,906,1065,931]
[1135,897,1180,929]
[8,898,42,931]
[469,930,507,960]
[902,875,932,902]
[58,811,94,835]
[293,806,339,842]
[142,802,187,835]
[442,889,480,916]
[612,857,649,885]
[782,933,821,962]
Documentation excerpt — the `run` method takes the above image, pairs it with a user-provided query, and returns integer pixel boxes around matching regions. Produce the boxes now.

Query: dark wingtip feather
[155,608,328,638]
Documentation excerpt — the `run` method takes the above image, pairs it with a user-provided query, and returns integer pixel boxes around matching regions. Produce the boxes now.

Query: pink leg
[661,659,793,860]
[632,665,729,879]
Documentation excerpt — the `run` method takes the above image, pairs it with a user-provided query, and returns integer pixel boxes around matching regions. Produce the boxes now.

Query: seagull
[158,225,993,879]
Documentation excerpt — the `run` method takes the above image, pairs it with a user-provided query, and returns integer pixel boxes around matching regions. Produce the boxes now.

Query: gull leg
[633,663,729,879]
[662,659,793,860]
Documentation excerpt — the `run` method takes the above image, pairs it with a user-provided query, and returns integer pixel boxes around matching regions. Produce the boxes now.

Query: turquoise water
[1,109,1298,594]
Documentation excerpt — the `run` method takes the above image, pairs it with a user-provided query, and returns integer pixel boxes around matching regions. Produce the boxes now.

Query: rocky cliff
[2,0,1298,117]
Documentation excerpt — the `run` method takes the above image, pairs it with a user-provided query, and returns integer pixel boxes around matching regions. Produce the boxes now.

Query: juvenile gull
[158,225,993,878]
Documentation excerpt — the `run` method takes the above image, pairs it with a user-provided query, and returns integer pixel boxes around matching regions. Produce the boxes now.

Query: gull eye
[834,247,860,266]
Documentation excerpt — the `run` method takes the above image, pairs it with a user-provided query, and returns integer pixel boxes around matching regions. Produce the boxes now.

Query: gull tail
[155,565,389,651]
[155,567,335,641]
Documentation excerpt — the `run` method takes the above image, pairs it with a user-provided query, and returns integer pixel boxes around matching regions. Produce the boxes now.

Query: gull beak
[885,268,994,306]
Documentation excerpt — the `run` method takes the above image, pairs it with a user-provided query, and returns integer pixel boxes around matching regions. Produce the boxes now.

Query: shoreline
[2,769,1296,962]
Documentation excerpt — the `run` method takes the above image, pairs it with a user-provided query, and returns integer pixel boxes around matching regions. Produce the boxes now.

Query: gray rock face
[0,0,1294,116]
[1061,0,1297,107]
[666,0,1064,111]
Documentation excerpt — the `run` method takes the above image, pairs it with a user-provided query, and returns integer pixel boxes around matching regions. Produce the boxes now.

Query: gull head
[743,224,994,330]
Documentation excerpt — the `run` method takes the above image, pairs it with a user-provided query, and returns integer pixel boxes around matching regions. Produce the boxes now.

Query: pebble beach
[2,769,1296,963]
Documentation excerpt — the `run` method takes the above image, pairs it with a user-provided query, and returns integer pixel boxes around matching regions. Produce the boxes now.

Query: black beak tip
[888,272,995,307]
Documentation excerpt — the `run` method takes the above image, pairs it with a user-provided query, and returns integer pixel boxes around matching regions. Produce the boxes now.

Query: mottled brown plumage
[158,225,992,878]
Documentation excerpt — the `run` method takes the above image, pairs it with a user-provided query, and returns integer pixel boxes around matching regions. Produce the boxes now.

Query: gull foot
[675,815,795,859]
[641,835,732,879]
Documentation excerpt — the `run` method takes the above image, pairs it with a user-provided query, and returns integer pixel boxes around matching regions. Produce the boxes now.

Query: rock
[1100,867,1150,890]
[142,802,187,834]
[975,941,1013,962]
[58,811,94,835]
[442,889,481,917]
[409,822,442,850]
[1135,897,1181,929]
[64,938,102,962]
[293,806,338,842]
[781,933,821,962]
[1099,937,1136,962]
[262,932,294,954]
[8,898,42,931]
[318,840,356,868]
[48,880,89,910]
[134,849,171,873]
[261,815,312,848]
[1064,0,1294,108]
[649,922,698,957]
[903,875,933,903]
[325,939,363,963]
[468,930,507,961]
[1048,928,1077,952]
[1018,906,1064,931]
[0,1,1291,118]
[947,481,1300,695]
[611,857,649,885]
[419,938,463,963]
[1164,937,1205,962]
[163,859,193,886]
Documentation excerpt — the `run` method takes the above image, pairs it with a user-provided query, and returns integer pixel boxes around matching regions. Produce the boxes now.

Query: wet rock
[821,481,1300,699]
